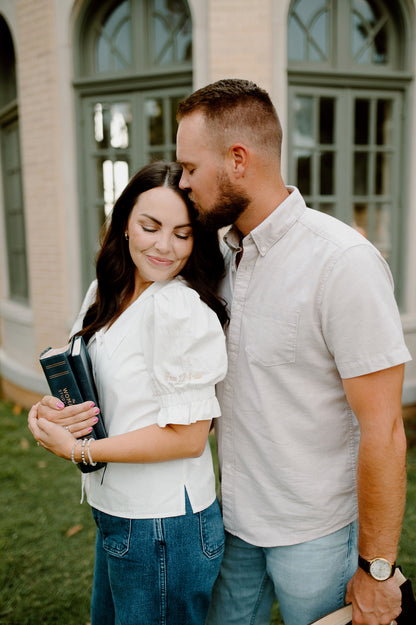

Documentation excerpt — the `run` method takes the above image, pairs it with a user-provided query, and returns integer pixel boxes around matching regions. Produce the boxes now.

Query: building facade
[1,0,416,408]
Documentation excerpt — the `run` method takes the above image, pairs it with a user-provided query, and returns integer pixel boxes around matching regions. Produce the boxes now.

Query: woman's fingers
[37,396,100,427]
[28,396,100,446]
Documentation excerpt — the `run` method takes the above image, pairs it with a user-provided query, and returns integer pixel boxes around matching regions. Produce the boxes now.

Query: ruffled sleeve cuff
[156,387,222,428]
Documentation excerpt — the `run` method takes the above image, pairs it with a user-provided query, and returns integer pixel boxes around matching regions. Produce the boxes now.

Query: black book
[39,335,106,473]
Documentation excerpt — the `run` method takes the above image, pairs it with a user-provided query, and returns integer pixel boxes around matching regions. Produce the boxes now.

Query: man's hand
[346,566,401,625]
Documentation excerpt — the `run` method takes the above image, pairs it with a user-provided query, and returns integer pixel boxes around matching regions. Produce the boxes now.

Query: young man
[176,79,411,625]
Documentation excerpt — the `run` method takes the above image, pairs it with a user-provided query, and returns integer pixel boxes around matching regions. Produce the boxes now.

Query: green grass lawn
[1,399,415,625]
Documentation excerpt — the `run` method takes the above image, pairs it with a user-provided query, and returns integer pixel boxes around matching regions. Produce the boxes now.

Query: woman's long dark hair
[79,161,228,343]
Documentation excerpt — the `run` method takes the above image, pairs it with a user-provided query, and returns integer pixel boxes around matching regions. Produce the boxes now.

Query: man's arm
[343,364,407,625]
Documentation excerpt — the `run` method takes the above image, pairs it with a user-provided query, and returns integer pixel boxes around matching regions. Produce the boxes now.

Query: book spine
[69,343,107,441]
[40,354,84,407]
[40,348,105,474]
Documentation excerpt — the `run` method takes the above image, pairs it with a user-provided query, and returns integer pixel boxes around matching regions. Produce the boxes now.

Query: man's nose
[179,171,189,190]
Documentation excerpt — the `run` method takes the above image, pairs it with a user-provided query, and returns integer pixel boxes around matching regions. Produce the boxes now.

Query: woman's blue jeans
[205,521,358,625]
[90,493,224,625]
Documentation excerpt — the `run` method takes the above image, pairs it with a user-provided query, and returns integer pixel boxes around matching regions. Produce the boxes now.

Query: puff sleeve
[143,282,228,427]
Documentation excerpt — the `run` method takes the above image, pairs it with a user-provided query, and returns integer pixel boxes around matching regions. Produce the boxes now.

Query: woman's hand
[28,395,100,438]
[28,411,77,460]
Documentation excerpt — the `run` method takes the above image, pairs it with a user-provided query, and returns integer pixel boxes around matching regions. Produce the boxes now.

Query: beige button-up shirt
[216,187,410,546]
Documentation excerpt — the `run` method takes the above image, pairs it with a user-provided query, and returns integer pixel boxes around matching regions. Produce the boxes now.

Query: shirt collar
[223,186,307,257]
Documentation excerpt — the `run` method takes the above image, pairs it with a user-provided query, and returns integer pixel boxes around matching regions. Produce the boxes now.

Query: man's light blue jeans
[205,521,358,625]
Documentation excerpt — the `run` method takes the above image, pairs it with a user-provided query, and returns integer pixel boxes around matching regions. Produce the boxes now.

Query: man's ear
[228,144,249,178]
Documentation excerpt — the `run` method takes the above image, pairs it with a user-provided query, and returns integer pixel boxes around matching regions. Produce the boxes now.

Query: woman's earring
[124,232,129,240]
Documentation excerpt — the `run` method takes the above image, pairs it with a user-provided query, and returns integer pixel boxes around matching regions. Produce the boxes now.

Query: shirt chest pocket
[245,310,299,366]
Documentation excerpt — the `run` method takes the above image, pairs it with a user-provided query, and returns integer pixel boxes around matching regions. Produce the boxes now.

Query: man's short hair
[177,78,282,157]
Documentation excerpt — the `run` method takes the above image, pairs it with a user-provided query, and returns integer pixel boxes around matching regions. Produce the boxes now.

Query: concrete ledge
[0,348,48,398]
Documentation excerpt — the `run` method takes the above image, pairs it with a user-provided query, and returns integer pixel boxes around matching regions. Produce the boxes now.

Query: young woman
[28,161,228,625]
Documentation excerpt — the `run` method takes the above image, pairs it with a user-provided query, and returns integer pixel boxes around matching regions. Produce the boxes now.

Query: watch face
[369,559,392,581]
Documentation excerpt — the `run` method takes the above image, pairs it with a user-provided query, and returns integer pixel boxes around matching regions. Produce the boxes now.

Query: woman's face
[126,186,194,287]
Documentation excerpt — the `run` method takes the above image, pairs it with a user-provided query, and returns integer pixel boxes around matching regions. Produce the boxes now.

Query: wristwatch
[358,555,396,581]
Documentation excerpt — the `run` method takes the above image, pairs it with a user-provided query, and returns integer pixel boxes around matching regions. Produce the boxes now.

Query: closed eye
[142,226,157,233]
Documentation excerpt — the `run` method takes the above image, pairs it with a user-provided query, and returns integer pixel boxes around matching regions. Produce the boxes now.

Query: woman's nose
[154,231,171,253]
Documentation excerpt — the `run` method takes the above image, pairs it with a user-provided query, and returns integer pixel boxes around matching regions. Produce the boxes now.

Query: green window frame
[0,17,29,304]
[74,0,192,288]
[287,0,413,307]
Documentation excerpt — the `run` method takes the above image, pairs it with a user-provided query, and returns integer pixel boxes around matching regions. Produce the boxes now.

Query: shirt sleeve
[143,282,228,427]
[321,244,411,379]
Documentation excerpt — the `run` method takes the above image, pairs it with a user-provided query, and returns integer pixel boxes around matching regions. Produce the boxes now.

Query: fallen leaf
[20,439,29,450]
[65,524,83,537]
[38,461,47,469]
[13,404,22,415]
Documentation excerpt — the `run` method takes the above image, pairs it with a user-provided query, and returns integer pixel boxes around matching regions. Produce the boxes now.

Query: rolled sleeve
[321,245,411,378]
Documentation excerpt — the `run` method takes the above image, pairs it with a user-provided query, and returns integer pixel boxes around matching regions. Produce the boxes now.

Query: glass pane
[97,0,131,73]
[309,11,328,61]
[110,103,130,148]
[319,97,334,144]
[152,0,192,66]
[352,0,388,65]
[354,99,369,145]
[101,159,130,217]
[295,96,314,144]
[376,99,392,145]
[94,102,131,149]
[146,93,187,151]
[146,98,164,146]
[374,203,391,259]
[2,120,29,301]
[320,151,334,195]
[0,16,17,108]
[288,19,305,61]
[375,152,391,195]
[288,0,329,62]
[296,151,312,195]
[170,95,183,143]
[353,202,368,237]
[354,152,368,194]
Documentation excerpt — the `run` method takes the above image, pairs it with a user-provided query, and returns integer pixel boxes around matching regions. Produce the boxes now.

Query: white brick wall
[209,0,273,92]
[16,0,70,358]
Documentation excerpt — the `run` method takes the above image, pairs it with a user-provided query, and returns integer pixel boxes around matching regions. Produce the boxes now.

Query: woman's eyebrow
[139,213,192,229]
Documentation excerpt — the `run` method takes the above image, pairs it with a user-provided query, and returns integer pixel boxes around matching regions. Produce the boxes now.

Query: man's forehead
[177,113,214,150]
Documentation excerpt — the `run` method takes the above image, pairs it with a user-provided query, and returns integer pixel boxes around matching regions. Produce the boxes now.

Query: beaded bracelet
[87,438,97,466]
[71,439,81,464]
[81,438,88,465]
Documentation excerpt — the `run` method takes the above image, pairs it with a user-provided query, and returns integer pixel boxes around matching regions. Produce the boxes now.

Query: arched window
[74,0,192,286]
[287,0,412,306]
[0,16,29,304]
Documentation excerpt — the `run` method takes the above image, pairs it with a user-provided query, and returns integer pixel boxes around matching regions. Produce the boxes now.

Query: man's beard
[194,172,250,231]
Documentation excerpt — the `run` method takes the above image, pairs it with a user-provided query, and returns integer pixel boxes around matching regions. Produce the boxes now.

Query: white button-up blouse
[70,277,227,519]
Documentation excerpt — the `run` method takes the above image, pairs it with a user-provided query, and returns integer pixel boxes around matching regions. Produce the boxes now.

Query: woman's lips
[146,255,174,266]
